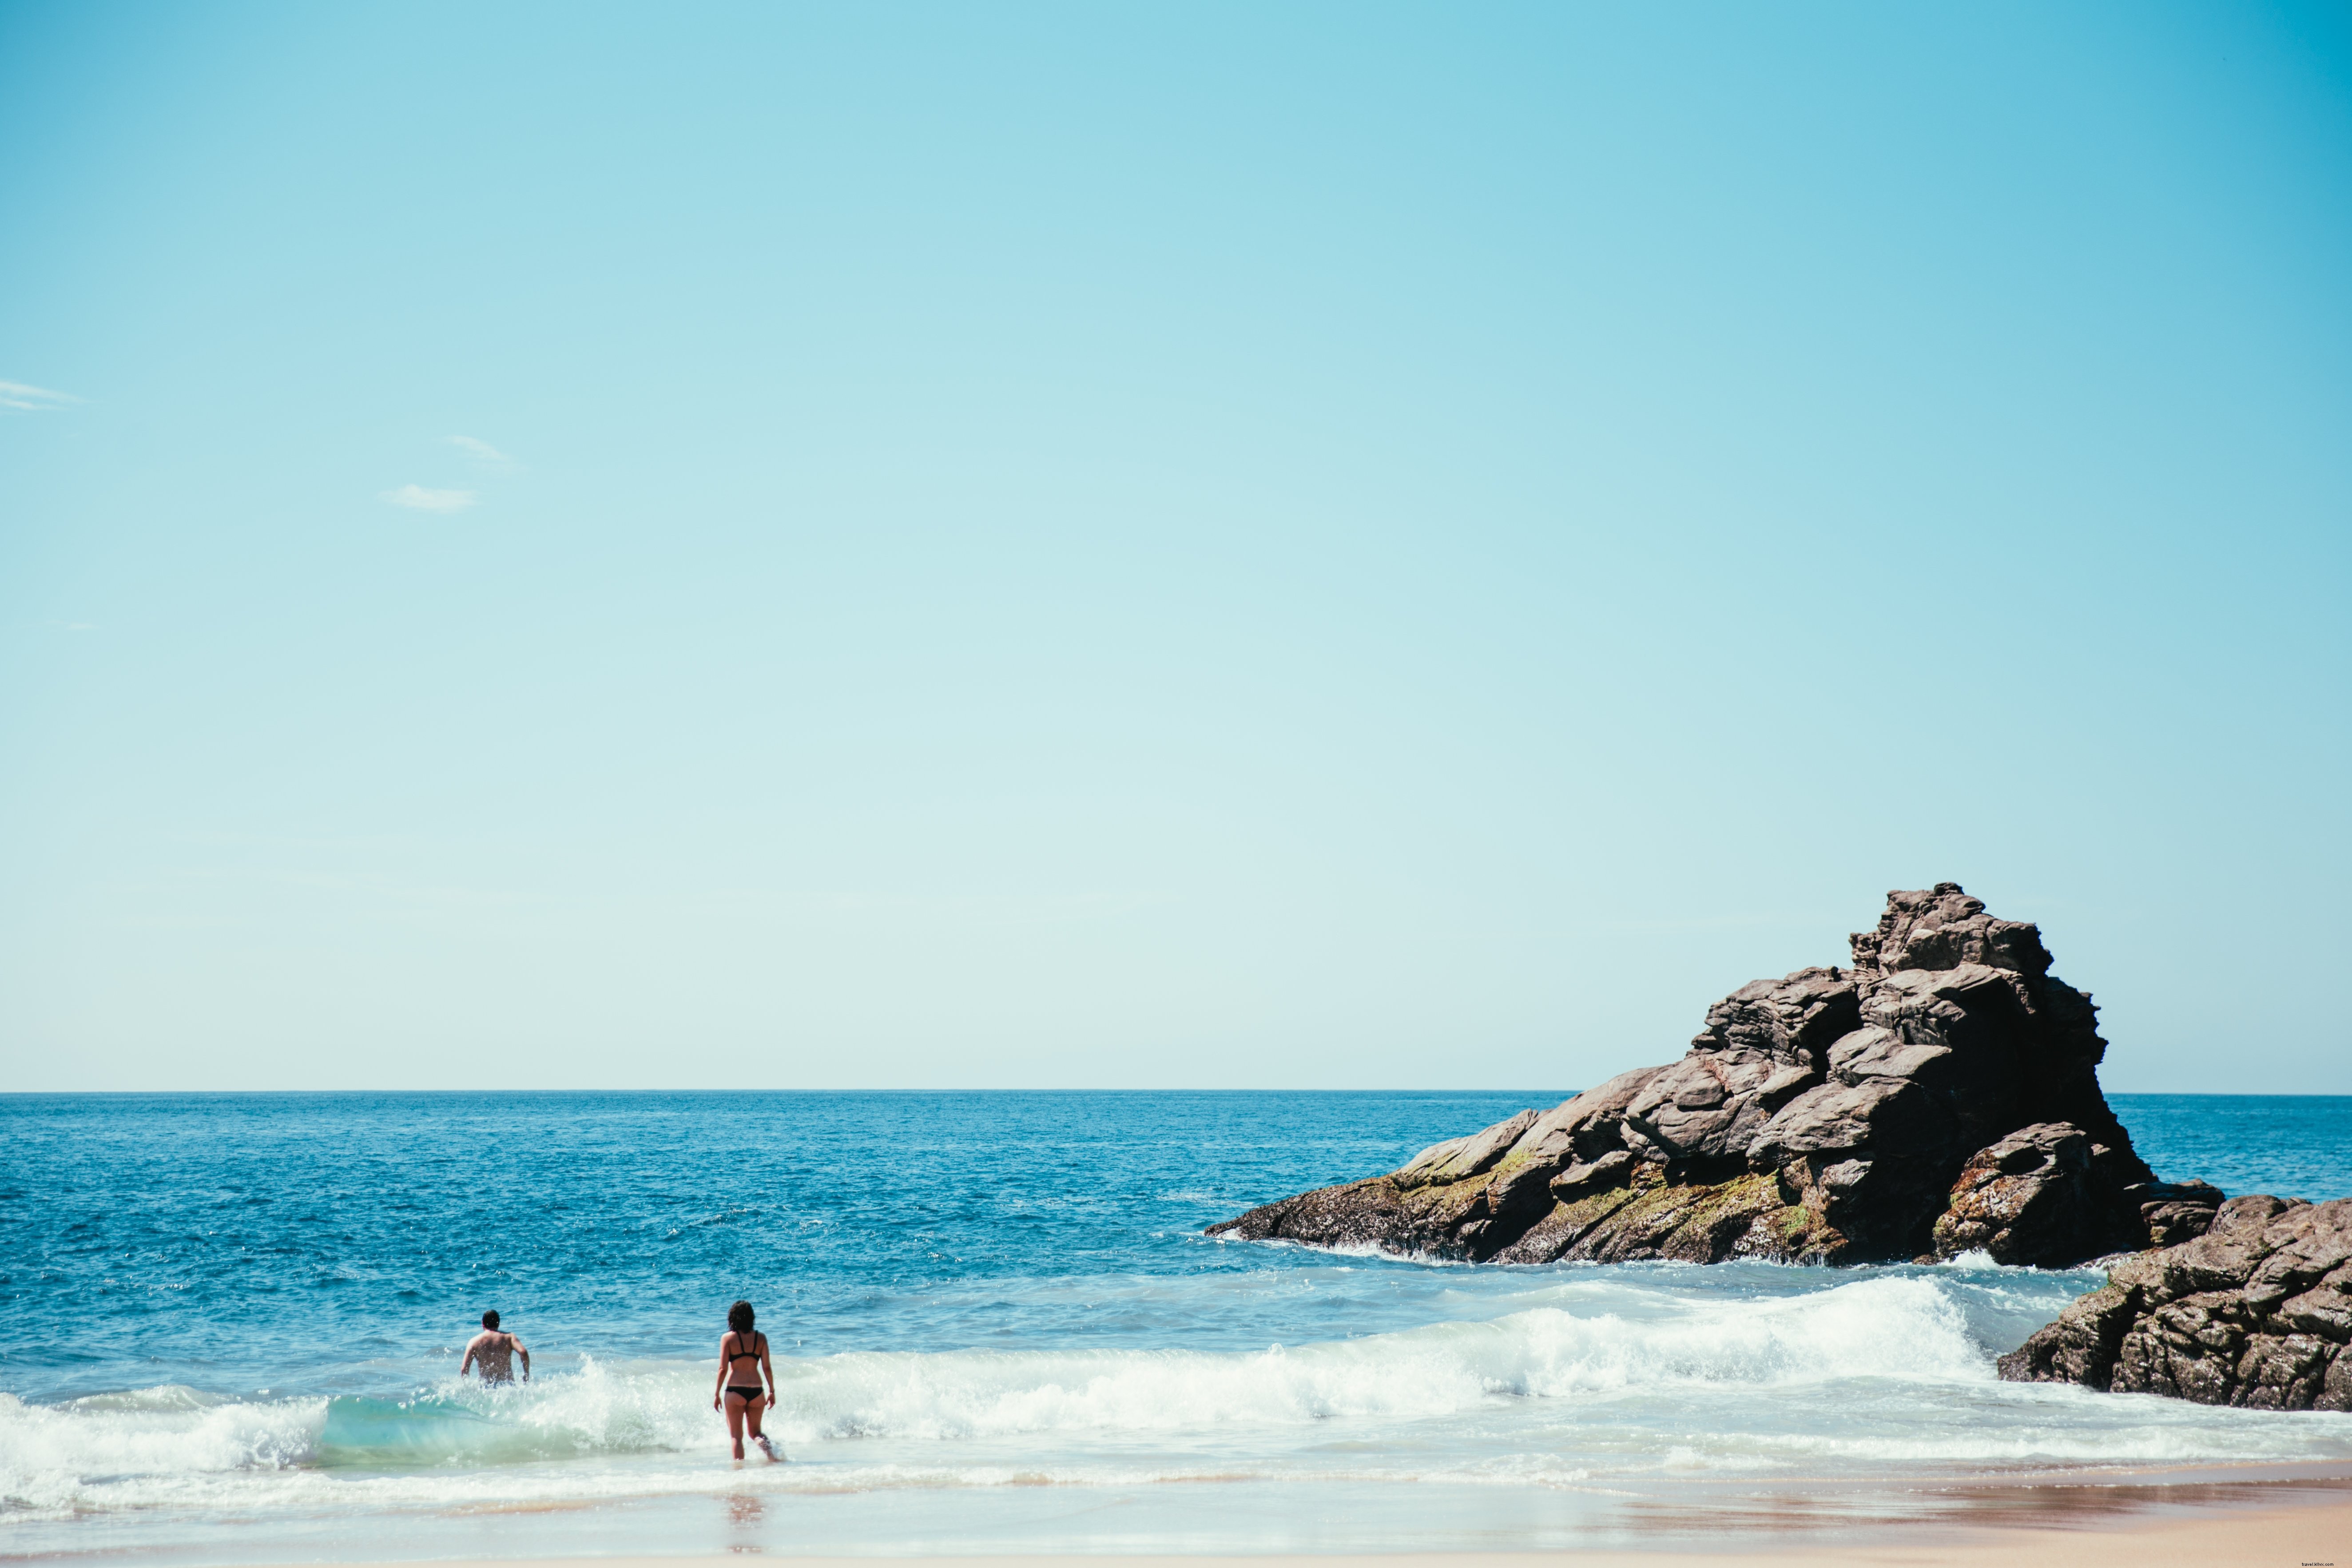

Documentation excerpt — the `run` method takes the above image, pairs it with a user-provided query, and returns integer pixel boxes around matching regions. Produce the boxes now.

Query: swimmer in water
[711,1299,778,1460]
[460,1310,531,1384]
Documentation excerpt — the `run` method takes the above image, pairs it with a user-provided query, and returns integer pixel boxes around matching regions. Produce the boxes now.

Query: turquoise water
[3,1091,2349,1558]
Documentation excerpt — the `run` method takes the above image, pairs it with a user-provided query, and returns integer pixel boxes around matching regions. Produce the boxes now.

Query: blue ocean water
[3,1091,2350,1560]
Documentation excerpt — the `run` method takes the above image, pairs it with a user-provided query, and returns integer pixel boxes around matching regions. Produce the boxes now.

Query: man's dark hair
[482,1310,501,1330]
[728,1300,755,1333]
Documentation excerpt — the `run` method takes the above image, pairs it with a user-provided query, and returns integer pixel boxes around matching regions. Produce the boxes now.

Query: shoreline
[127,1489,2352,1567]
[19,1471,2351,1568]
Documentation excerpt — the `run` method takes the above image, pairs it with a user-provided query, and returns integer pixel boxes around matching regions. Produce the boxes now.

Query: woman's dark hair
[728,1300,755,1333]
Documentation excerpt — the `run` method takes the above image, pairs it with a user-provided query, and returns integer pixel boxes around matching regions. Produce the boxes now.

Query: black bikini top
[728,1330,763,1365]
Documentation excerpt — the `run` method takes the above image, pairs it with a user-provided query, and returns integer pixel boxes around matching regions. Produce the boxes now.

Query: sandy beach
[220,1482,2352,1568]
[272,1494,2347,1568]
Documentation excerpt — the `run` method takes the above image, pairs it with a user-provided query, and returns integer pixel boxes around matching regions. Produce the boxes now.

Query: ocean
[4,1091,2350,1560]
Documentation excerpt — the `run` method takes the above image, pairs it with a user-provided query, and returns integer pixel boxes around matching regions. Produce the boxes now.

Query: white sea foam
[6,1275,2350,1529]
[775,1274,1986,1442]
[0,1389,325,1519]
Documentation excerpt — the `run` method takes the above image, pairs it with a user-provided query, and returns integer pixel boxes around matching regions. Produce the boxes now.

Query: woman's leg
[724,1393,747,1459]
[744,1394,766,1448]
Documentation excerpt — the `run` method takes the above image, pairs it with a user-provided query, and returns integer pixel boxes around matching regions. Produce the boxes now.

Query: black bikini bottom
[725,1385,765,1403]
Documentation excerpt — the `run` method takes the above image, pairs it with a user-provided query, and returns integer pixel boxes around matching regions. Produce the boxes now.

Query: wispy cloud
[450,434,519,469]
[380,484,478,513]
[0,380,82,413]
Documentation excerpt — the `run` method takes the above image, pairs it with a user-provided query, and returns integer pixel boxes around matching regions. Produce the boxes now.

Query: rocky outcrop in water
[1210,884,2219,1269]
[2000,1196,2352,1409]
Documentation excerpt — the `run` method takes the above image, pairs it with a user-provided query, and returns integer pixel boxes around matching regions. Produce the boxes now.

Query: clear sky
[3,2,2347,1094]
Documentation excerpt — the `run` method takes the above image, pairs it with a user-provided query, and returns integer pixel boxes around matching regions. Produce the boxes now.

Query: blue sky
[3,2,2347,1092]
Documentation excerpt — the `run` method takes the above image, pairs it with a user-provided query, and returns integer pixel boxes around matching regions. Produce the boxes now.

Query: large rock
[2001,1197,2352,1409]
[1931,1122,2175,1266]
[1210,884,2202,1268]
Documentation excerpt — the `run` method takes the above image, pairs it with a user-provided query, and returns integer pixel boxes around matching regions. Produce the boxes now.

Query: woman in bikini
[711,1300,779,1461]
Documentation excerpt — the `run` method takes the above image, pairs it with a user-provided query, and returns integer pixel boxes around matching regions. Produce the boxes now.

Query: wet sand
[271,1489,2352,1568]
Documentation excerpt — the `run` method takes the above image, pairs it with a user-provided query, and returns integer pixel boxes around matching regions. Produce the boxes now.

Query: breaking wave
[11,1270,2350,1527]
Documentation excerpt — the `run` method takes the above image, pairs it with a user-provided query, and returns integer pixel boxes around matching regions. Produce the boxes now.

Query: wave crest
[1,1274,1988,1518]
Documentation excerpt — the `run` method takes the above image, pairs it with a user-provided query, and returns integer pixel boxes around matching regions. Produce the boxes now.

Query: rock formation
[2000,1196,2352,1410]
[1210,884,2221,1268]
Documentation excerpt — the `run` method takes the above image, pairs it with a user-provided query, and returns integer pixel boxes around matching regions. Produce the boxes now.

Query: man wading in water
[461,1310,531,1385]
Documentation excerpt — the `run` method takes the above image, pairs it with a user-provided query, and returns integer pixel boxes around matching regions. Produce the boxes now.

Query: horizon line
[4,1086,2341,1099]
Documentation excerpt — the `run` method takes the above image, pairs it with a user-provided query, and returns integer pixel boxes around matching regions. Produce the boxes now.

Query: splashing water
[5,1091,2349,1556]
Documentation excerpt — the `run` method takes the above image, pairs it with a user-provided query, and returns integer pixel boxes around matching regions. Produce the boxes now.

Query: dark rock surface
[1930,1122,2179,1266]
[1210,884,2214,1268]
[2000,1196,2352,1409]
